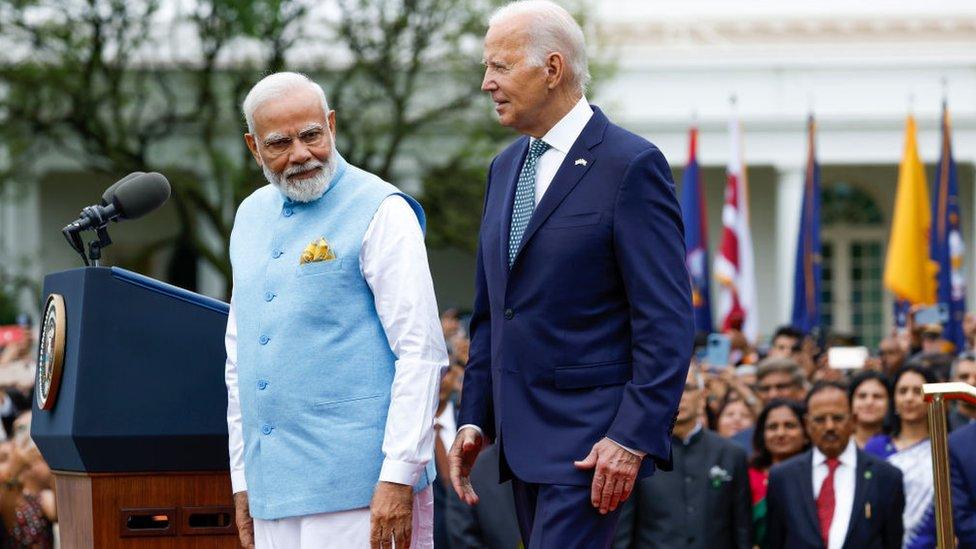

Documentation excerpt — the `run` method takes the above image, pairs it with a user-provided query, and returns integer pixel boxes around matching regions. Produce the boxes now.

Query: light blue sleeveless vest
[229,155,434,520]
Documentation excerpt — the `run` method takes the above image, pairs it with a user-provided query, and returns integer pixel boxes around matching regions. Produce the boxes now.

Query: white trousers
[253,486,434,549]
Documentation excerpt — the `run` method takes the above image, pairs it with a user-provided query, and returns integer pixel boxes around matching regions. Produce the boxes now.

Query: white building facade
[2,0,976,346]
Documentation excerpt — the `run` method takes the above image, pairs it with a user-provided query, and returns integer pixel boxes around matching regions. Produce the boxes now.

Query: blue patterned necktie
[508,139,551,267]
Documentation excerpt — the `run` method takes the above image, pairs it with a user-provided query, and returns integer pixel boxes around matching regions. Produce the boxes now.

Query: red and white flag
[714,113,759,341]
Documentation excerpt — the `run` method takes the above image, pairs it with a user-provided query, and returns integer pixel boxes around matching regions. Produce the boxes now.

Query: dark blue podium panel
[31,267,231,472]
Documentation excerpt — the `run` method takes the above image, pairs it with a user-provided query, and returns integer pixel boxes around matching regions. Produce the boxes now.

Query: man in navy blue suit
[448,1,694,547]
[950,420,976,548]
[766,382,904,549]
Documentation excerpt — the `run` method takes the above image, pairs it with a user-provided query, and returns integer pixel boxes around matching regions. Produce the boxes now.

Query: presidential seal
[36,294,66,410]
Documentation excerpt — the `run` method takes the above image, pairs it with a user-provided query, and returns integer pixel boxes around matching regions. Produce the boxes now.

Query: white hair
[242,72,330,135]
[488,0,590,95]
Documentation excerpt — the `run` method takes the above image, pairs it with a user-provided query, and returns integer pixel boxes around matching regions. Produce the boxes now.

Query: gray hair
[756,357,805,387]
[488,0,590,95]
[242,72,330,135]
[952,351,976,379]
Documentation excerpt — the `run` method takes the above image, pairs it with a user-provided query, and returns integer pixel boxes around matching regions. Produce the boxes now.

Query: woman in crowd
[864,365,937,549]
[716,395,757,439]
[0,412,56,548]
[849,370,892,447]
[748,400,809,548]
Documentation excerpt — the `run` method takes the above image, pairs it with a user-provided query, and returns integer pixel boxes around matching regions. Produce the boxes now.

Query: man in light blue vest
[225,72,447,549]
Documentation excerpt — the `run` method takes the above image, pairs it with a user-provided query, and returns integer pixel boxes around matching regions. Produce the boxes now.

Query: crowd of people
[0,320,57,548]
[433,309,976,549]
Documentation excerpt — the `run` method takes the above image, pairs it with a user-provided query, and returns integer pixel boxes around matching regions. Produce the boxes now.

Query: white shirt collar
[681,421,704,445]
[536,96,593,154]
[812,438,858,468]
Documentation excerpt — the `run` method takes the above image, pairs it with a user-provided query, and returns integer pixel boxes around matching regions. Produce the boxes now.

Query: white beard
[263,155,336,203]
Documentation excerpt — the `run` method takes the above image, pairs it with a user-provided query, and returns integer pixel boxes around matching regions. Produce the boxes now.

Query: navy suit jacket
[765,448,905,549]
[950,422,976,549]
[458,106,695,486]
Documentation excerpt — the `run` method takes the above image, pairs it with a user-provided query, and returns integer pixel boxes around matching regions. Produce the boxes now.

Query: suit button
[259,335,270,345]
[262,425,273,435]
[257,380,269,390]
[283,208,293,217]
[504,308,514,320]
[272,249,283,259]
[264,291,275,302]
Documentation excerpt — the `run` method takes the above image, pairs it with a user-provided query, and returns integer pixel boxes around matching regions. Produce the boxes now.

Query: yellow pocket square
[300,237,336,265]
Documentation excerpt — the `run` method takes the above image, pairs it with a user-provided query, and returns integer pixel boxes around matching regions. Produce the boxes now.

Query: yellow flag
[883,115,937,305]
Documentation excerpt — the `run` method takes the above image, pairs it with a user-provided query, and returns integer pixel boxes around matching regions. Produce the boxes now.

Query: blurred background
[1,1,975,547]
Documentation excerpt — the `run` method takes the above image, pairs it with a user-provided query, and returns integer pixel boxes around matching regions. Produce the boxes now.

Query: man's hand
[448,427,484,505]
[370,481,413,549]
[233,491,255,549]
[574,438,642,515]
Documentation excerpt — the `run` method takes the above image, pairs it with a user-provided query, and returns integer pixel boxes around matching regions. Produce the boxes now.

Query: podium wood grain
[55,471,238,548]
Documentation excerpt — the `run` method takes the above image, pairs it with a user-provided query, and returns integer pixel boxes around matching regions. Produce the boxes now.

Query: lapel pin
[575,158,587,167]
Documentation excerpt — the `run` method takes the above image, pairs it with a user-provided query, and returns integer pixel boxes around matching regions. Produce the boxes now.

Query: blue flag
[680,127,713,333]
[791,116,822,334]
[931,101,966,350]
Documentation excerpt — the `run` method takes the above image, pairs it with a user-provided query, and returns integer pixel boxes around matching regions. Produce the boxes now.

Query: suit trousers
[253,485,434,548]
[512,477,622,549]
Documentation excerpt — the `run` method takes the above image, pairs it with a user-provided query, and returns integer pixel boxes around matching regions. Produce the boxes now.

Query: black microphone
[63,172,171,233]
[101,171,145,206]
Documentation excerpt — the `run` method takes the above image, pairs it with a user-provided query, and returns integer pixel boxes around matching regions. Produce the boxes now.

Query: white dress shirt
[533,95,594,205]
[458,96,644,458]
[812,439,858,549]
[225,195,449,493]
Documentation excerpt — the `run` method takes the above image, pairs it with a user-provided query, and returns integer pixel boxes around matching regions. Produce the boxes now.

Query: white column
[1,180,42,316]
[775,165,804,327]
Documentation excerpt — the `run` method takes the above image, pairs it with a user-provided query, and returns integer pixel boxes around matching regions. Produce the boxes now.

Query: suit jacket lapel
[797,455,822,539]
[510,107,609,268]
[498,137,530,280]
[842,454,870,548]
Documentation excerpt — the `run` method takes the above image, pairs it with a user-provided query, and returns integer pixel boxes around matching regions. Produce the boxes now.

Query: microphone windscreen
[101,172,145,206]
[112,172,171,220]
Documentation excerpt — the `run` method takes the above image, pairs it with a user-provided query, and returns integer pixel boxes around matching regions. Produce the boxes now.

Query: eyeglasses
[809,413,850,426]
[757,381,799,394]
[261,127,328,157]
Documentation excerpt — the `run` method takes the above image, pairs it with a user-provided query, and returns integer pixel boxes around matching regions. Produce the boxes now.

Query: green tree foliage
[0,0,602,296]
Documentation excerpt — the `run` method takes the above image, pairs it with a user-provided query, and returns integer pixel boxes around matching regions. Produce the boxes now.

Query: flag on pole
[883,115,937,306]
[715,111,758,341]
[679,127,714,334]
[791,115,822,334]
[931,101,966,350]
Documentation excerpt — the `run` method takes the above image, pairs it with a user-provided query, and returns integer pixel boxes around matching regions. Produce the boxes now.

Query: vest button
[504,308,514,320]
[257,380,268,390]
[259,335,270,345]
[264,291,275,302]
[283,208,293,217]
[272,250,283,259]
[262,425,273,435]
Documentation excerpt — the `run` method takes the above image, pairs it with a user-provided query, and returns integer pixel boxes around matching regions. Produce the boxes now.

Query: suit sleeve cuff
[231,469,248,494]
[607,437,647,458]
[458,424,484,437]
[379,459,423,486]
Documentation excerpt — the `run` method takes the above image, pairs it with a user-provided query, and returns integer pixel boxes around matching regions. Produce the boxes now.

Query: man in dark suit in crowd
[950,421,976,548]
[766,382,904,549]
[449,1,694,547]
[613,363,751,549]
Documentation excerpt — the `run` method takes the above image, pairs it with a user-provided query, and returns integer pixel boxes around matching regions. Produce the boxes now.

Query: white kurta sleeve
[224,301,248,493]
[361,195,448,486]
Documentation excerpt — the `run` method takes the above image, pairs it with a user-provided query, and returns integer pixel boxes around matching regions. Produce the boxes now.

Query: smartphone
[915,304,949,326]
[704,334,731,370]
[828,346,869,370]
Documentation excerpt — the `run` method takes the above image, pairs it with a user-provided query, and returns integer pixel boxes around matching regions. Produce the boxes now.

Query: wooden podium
[31,267,238,547]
